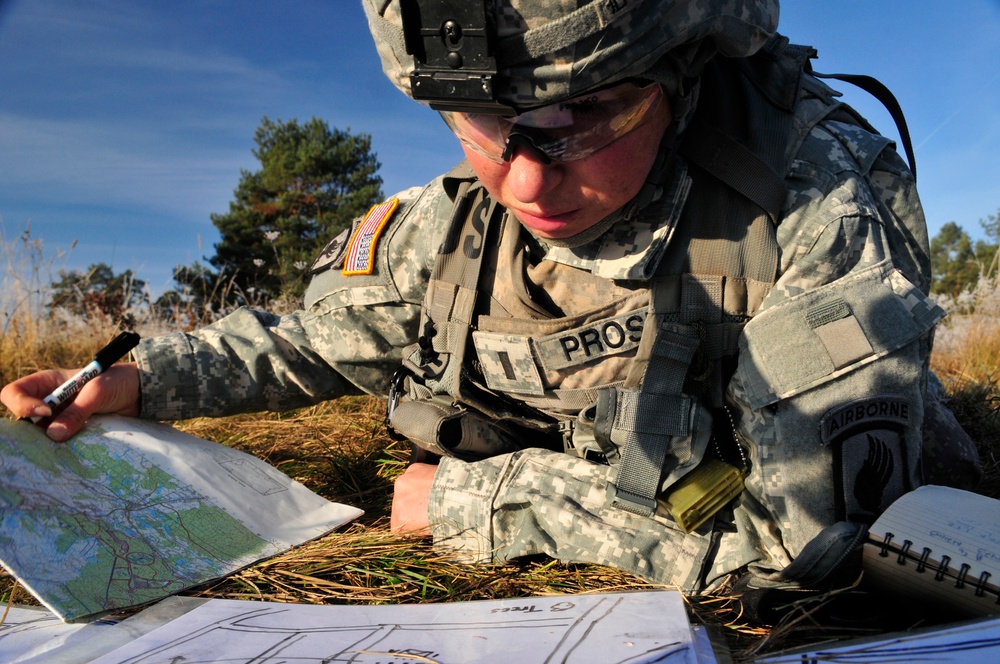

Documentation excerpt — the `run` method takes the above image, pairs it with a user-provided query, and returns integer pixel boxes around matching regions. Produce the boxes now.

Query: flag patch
[342,198,399,276]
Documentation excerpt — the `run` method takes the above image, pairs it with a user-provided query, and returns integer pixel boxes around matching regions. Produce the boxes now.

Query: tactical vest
[388,36,935,585]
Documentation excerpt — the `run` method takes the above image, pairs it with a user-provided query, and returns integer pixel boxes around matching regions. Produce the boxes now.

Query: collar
[537,154,691,280]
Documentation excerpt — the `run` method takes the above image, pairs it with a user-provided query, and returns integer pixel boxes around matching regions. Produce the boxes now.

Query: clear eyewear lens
[441,83,662,163]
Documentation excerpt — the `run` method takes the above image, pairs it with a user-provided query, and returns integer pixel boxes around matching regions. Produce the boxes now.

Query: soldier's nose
[505,145,564,204]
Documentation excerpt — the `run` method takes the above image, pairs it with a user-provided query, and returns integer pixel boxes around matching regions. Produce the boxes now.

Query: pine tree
[931,222,978,297]
[208,117,382,301]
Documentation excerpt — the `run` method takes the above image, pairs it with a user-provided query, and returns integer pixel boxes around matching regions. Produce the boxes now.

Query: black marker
[30,331,141,423]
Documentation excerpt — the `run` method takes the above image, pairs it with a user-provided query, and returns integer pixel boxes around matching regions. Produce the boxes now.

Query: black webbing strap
[607,325,700,516]
[813,71,918,181]
[679,118,788,225]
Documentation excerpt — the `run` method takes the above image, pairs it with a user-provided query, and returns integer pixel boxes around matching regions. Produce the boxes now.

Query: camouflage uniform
[132,0,969,592]
[135,111,942,594]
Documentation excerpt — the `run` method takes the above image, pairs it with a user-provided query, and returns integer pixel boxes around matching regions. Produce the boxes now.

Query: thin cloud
[915,71,1000,152]
[0,112,244,217]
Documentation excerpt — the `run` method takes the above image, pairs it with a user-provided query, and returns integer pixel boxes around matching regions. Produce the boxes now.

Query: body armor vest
[389,42,797,517]
[388,36,931,555]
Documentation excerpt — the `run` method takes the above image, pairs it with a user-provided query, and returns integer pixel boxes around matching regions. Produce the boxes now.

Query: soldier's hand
[1,363,141,442]
[390,462,437,536]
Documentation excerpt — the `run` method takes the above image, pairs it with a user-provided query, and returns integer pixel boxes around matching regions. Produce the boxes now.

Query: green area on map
[0,420,272,621]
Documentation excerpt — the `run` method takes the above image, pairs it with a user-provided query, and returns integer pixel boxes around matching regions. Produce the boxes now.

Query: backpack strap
[678,34,804,227]
[682,33,919,231]
[810,70,918,181]
[604,316,704,516]
[679,119,786,225]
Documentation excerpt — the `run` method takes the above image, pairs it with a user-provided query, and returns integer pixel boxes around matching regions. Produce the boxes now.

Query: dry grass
[3,224,1000,661]
[127,401,783,658]
[931,278,1000,499]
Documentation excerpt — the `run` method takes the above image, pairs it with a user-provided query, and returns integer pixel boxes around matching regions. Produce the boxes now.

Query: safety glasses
[440,82,663,163]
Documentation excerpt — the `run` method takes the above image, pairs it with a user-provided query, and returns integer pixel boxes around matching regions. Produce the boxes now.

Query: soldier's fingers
[45,405,91,442]
[44,364,142,442]
[67,364,141,416]
[390,463,436,535]
[0,370,76,419]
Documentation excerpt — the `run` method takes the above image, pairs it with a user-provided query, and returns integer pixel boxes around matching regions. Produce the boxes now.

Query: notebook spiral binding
[877,531,1000,604]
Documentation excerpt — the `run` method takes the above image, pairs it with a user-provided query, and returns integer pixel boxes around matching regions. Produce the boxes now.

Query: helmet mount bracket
[400,0,513,114]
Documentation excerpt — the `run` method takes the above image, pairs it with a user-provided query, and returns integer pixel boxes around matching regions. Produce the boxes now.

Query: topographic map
[0,416,362,622]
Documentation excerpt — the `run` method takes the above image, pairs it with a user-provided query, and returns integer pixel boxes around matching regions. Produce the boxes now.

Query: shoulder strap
[809,70,918,181]
[682,34,919,227]
[679,119,786,225]
[678,35,803,226]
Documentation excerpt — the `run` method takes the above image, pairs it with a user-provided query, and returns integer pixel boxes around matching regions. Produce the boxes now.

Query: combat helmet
[362,0,779,115]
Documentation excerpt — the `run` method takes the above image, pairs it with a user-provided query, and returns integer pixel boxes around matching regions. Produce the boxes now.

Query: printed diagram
[93,593,701,664]
[756,616,1000,663]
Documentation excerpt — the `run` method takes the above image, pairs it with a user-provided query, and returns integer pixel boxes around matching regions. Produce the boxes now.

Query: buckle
[584,449,609,465]
[385,367,413,428]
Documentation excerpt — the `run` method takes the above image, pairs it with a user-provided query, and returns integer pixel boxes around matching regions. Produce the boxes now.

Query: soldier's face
[462,90,673,240]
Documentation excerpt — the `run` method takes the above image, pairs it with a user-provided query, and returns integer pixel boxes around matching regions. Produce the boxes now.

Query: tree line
[49,116,999,325]
[930,214,999,303]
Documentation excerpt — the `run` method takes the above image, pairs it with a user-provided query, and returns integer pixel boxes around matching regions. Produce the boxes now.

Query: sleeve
[428,449,714,589]
[134,179,455,420]
[727,119,945,560]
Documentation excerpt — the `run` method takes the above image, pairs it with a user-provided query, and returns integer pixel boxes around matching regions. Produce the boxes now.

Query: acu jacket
[133,38,943,593]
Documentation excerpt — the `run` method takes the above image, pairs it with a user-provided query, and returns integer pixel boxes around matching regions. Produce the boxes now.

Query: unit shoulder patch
[309,225,354,275]
[821,395,914,523]
[342,198,400,276]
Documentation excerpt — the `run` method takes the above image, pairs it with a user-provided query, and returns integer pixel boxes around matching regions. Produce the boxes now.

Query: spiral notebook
[863,485,1000,617]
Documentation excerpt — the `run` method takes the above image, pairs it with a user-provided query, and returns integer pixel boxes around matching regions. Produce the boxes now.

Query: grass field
[3,227,999,661]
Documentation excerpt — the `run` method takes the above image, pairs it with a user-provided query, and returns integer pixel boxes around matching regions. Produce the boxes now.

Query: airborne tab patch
[342,198,399,276]
[822,395,914,523]
[820,396,912,443]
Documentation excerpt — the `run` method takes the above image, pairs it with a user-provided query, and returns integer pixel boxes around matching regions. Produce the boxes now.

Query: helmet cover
[362,0,780,111]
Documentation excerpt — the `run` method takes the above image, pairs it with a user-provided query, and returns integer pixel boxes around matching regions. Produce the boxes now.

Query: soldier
[1,0,979,614]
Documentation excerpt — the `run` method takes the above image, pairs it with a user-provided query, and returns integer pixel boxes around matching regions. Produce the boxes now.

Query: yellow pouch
[658,457,745,533]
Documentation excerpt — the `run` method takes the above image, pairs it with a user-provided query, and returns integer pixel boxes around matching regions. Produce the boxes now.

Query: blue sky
[2,1,999,295]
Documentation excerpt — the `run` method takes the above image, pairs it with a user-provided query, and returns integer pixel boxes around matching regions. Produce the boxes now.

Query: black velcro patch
[309,223,355,275]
